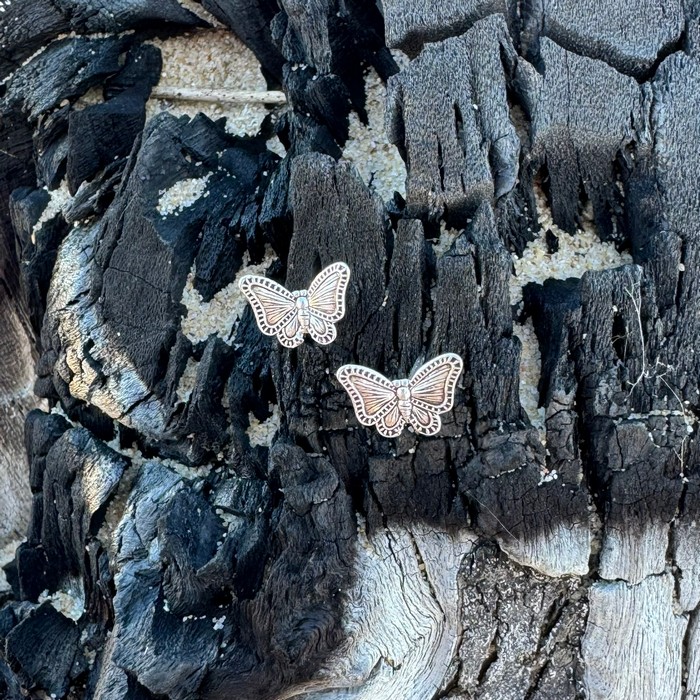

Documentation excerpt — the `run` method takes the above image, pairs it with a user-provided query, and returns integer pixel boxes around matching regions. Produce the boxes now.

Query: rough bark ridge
[0,1,699,699]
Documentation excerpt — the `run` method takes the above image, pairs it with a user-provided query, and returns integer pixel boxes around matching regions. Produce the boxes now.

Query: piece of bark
[192,134,279,297]
[593,419,683,583]
[577,269,687,584]
[260,111,342,245]
[66,43,162,194]
[382,0,515,55]
[637,52,700,292]
[387,16,519,224]
[521,0,684,78]
[0,658,22,700]
[283,67,355,145]
[272,0,395,146]
[431,204,520,423]
[40,221,167,433]
[438,206,591,575]
[0,0,202,83]
[89,634,150,700]
[3,36,129,121]
[0,1,69,82]
[106,461,207,698]
[9,187,69,337]
[5,602,81,698]
[525,265,688,585]
[0,123,40,561]
[276,0,389,80]
[67,94,146,193]
[33,104,71,190]
[373,218,427,375]
[164,336,235,464]
[523,278,581,407]
[516,38,642,239]
[16,421,128,605]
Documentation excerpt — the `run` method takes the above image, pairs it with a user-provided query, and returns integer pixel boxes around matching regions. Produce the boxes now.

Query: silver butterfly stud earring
[239,262,350,348]
[336,353,463,437]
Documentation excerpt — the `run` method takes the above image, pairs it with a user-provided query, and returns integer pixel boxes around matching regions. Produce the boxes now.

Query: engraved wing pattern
[307,262,350,322]
[238,276,297,336]
[376,403,405,438]
[407,403,442,436]
[308,313,337,346]
[408,353,463,412]
[406,353,463,435]
[278,312,304,348]
[335,365,400,437]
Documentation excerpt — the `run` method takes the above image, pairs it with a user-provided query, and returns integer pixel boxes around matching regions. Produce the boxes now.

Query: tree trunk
[1,1,699,699]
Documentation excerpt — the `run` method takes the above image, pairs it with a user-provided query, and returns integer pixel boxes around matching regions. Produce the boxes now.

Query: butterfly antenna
[465,490,519,542]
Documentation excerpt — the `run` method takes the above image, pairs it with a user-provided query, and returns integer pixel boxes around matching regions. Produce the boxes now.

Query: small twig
[657,366,694,477]
[150,87,287,105]
[624,281,648,394]
[465,491,519,542]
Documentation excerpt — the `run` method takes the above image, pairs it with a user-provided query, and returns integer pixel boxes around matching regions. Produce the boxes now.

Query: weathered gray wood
[674,474,700,612]
[686,610,700,700]
[0,299,37,549]
[582,575,686,700]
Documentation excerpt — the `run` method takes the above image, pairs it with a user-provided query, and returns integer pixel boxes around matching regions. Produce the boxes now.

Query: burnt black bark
[1,1,700,699]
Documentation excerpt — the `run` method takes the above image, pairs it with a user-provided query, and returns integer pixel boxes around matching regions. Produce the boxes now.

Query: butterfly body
[336,353,464,438]
[394,380,414,422]
[239,262,350,348]
[293,292,312,333]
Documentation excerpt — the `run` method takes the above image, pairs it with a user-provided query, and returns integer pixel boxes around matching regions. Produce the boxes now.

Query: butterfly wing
[307,262,350,322]
[376,403,406,438]
[336,365,398,428]
[307,313,337,345]
[408,353,464,413]
[239,275,297,336]
[408,404,442,436]
[278,313,304,348]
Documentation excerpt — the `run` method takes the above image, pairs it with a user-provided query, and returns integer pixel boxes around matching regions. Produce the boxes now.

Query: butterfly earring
[239,262,350,348]
[336,353,463,437]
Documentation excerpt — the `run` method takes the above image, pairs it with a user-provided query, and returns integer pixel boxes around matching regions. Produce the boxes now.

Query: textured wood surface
[387,16,519,222]
[0,1,699,699]
[0,299,37,547]
[521,0,684,77]
[582,575,686,700]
